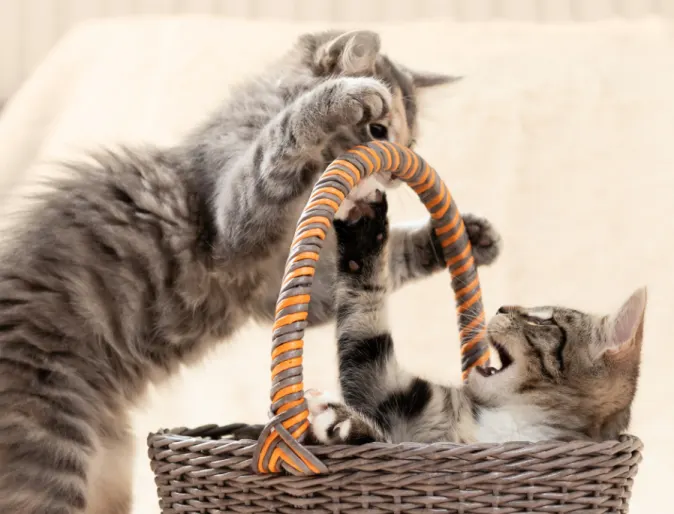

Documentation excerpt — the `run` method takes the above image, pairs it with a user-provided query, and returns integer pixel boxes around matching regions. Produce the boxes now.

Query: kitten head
[297,30,457,192]
[468,288,647,440]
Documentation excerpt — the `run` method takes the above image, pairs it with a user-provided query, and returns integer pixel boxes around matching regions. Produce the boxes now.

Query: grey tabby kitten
[304,192,646,446]
[0,31,501,514]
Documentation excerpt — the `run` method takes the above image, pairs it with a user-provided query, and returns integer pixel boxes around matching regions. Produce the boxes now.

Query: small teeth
[479,366,500,376]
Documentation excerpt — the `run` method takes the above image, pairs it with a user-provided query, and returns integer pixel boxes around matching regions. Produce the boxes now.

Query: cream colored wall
[1,0,674,99]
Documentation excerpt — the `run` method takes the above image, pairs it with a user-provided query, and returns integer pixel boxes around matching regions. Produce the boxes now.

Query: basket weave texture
[148,425,642,513]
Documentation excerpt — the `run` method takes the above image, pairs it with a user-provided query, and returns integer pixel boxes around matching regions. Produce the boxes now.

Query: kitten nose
[497,305,520,314]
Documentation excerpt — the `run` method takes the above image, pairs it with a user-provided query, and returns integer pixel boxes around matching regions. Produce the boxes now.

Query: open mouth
[477,341,513,377]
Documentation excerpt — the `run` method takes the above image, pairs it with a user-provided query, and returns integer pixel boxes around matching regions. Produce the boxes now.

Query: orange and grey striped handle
[253,141,489,475]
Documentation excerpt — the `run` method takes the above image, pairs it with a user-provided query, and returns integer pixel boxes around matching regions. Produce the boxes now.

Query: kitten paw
[305,389,351,444]
[337,77,391,126]
[462,214,502,266]
[334,190,388,270]
[305,389,376,445]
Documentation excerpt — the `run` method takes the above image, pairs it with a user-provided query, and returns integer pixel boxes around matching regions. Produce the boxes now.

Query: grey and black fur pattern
[308,192,479,445]
[0,30,499,514]
[307,192,647,447]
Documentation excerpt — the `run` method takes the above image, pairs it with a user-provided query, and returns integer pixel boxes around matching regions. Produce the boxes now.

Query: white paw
[340,76,392,125]
[305,388,336,415]
[305,389,351,443]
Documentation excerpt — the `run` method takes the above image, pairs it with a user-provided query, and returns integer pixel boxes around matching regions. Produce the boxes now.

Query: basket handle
[253,141,489,475]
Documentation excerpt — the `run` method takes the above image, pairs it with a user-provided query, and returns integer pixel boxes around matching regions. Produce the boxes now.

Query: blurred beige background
[1,2,674,514]
[4,0,674,99]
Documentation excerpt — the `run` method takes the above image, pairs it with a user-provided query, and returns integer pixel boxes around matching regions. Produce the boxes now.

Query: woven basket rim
[148,426,644,513]
[147,424,643,454]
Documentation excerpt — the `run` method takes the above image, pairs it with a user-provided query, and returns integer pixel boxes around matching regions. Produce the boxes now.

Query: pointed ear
[316,30,380,75]
[410,71,461,88]
[598,287,647,360]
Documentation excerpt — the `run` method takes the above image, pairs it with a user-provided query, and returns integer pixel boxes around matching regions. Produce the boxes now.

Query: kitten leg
[388,214,501,290]
[333,191,413,416]
[215,76,392,259]
[333,192,450,444]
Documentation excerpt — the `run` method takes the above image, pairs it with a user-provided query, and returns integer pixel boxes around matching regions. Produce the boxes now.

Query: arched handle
[253,141,489,475]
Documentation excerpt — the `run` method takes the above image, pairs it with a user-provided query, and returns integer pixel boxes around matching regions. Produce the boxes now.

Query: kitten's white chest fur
[475,404,560,443]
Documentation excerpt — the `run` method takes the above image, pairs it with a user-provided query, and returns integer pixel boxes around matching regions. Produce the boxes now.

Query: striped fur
[308,193,646,446]
[0,31,492,513]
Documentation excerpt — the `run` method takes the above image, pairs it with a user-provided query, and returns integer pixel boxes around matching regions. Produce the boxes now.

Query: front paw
[331,77,391,127]
[462,214,502,266]
[305,389,377,445]
[334,190,389,271]
[305,389,351,444]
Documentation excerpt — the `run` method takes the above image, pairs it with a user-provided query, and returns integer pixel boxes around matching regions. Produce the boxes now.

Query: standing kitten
[0,31,500,514]
[307,192,646,445]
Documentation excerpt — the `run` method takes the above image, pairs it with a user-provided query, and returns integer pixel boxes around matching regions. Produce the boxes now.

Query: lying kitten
[306,192,646,446]
[0,30,501,514]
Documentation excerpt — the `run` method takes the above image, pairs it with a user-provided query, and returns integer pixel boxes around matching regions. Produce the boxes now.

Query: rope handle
[253,141,489,475]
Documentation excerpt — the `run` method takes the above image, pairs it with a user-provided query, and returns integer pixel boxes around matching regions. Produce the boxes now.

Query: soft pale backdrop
[4,0,674,99]
[0,16,672,514]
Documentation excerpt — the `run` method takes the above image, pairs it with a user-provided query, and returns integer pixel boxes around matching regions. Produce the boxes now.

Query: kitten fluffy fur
[303,193,646,448]
[0,31,501,514]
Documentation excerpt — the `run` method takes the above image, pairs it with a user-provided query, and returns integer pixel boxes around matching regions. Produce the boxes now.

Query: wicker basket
[148,142,643,513]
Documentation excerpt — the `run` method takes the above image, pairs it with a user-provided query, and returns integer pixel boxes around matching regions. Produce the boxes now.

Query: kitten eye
[408,138,417,149]
[368,123,389,140]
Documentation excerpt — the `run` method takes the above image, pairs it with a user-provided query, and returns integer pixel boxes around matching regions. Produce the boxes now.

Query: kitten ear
[597,287,647,361]
[317,30,381,75]
[410,71,461,88]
